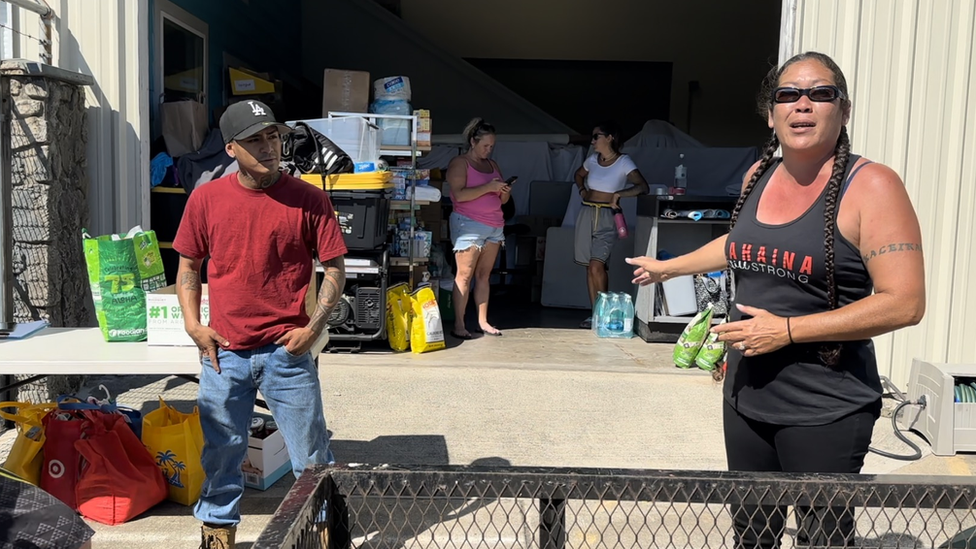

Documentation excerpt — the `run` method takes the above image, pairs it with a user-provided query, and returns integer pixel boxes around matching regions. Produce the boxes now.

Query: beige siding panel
[791,0,976,386]
[945,4,976,365]
[7,0,150,236]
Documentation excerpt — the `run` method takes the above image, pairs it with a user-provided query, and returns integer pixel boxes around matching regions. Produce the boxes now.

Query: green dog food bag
[673,304,714,368]
[695,319,727,371]
[83,226,166,342]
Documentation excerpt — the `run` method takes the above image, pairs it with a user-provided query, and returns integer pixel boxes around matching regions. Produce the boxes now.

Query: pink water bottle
[613,208,628,239]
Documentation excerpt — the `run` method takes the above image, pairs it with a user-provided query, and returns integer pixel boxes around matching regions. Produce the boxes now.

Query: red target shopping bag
[40,410,85,509]
[74,410,167,525]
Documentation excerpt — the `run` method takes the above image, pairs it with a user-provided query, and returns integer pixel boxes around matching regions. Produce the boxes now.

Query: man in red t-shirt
[172,100,347,548]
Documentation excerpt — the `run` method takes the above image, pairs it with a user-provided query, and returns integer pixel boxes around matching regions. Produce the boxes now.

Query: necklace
[601,152,618,164]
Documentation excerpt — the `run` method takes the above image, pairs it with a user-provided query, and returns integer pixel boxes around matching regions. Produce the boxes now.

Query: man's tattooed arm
[180,271,201,292]
[307,256,346,333]
[176,255,204,328]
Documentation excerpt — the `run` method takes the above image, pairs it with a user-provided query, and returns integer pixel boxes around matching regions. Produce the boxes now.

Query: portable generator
[320,249,389,352]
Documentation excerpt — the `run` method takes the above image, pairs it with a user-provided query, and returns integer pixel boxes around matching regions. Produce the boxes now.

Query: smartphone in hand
[505,176,518,185]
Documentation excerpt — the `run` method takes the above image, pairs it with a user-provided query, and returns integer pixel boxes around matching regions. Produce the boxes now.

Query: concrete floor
[2,304,973,548]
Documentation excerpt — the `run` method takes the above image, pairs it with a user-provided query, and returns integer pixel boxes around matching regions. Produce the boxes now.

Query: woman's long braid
[713,132,780,383]
[729,133,780,230]
[819,126,851,367]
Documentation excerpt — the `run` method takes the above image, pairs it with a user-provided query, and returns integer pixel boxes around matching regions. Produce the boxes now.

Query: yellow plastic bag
[142,398,205,506]
[386,282,412,352]
[410,285,445,354]
[0,401,56,485]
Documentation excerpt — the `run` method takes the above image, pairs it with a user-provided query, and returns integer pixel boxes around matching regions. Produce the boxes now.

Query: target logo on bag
[48,459,65,479]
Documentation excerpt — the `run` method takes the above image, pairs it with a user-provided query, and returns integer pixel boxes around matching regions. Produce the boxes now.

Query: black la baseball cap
[219,99,292,144]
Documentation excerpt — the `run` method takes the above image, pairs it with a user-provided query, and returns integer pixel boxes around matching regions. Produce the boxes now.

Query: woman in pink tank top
[445,118,512,339]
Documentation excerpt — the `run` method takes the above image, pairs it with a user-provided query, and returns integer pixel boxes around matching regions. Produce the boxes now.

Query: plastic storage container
[300,171,393,192]
[286,117,382,165]
[330,190,392,250]
[300,172,392,251]
[369,99,412,146]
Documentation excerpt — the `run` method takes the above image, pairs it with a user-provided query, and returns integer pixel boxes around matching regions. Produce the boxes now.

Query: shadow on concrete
[135,433,471,519]
[330,433,450,466]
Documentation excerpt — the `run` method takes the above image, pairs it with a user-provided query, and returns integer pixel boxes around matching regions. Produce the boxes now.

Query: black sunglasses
[773,85,846,103]
[592,132,607,141]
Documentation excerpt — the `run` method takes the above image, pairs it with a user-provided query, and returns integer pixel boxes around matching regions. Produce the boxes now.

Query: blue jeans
[193,344,334,526]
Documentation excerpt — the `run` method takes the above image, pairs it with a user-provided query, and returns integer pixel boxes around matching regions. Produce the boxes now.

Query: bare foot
[452,326,473,339]
[478,323,502,336]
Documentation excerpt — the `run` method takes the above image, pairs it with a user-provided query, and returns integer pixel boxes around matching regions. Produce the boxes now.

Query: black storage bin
[328,190,392,251]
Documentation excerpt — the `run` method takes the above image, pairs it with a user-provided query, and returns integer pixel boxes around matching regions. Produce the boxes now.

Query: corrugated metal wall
[789,0,976,385]
[9,0,149,236]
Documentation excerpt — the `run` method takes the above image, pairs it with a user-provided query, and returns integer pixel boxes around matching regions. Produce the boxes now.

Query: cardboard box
[243,412,291,491]
[229,67,276,96]
[322,69,370,116]
[146,285,210,346]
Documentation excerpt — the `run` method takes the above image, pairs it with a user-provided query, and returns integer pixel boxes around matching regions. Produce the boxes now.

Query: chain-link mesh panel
[254,465,976,549]
[4,375,87,403]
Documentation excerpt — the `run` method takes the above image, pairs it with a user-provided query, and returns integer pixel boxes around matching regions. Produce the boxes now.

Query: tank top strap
[740,158,783,215]
[840,155,871,197]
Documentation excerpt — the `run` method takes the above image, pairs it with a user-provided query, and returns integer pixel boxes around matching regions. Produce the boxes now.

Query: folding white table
[0,325,320,415]
[1,327,201,377]
[0,327,214,409]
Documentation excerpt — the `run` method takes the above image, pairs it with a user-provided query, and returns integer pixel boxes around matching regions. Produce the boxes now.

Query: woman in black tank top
[626,52,926,548]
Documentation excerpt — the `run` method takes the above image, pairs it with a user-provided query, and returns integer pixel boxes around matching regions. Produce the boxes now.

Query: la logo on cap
[248,101,266,117]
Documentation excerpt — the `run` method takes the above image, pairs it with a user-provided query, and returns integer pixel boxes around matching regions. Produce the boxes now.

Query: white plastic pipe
[6,0,51,17]
[7,0,53,64]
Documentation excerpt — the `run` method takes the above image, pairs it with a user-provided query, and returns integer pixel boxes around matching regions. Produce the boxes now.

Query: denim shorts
[450,212,504,252]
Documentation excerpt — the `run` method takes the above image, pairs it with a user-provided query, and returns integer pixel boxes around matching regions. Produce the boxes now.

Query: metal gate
[254,464,976,549]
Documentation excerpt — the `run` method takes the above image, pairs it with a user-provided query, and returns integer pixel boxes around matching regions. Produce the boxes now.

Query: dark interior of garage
[146,0,782,350]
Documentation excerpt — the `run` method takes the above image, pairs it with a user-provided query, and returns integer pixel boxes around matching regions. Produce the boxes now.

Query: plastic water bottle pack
[591,292,635,339]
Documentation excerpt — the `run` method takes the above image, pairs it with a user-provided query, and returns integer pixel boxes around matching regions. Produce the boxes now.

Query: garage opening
[146,0,782,350]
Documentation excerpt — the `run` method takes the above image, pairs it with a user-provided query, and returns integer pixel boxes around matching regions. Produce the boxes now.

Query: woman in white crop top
[573,121,649,329]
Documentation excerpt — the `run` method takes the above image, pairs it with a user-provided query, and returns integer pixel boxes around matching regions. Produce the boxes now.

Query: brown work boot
[201,524,236,549]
